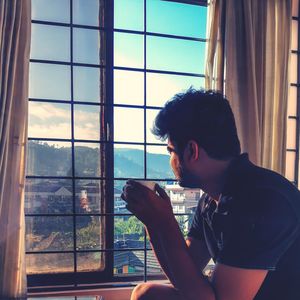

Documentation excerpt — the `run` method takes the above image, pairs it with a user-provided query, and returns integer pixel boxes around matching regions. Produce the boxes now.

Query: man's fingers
[155,184,169,200]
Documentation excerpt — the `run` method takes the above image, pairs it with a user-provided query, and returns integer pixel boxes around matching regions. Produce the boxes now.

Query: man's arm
[145,230,211,285]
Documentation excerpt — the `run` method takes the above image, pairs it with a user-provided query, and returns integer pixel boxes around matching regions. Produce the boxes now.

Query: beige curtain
[0,0,31,298]
[206,0,292,174]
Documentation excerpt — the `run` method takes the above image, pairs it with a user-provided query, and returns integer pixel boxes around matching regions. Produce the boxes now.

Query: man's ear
[185,140,199,162]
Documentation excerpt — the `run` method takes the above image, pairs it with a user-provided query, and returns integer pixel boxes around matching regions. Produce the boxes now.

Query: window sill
[28,280,170,300]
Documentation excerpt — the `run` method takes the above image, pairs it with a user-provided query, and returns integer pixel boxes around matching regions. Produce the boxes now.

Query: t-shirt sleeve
[187,194,206,241]
[217,189,300,270]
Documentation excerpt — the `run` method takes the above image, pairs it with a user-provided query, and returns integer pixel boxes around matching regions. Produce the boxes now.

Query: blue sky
[29,0,207,155]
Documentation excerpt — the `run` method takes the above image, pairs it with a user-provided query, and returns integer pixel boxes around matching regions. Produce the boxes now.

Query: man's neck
[201,159,233,201]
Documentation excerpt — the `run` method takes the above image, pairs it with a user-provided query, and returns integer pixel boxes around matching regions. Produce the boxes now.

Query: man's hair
[152,88,241,160]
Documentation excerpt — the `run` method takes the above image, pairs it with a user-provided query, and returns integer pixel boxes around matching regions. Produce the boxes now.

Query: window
[26,0,207,288]
[286,0,300,188]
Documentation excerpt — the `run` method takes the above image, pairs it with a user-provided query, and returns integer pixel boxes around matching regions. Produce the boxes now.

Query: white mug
[134,180,157,191]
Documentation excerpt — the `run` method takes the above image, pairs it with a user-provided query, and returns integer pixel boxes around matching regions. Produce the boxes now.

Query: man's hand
[121,180,174,229]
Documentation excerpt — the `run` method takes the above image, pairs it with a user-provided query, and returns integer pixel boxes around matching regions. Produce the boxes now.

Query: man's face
[167,140,199,188]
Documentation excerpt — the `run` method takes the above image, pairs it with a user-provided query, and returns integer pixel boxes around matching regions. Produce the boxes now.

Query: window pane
[114,0,144,31]
[28,102,71,139]
[114,107,144,142]
[77,252,104,272]
[73,28,103,65]
[76,180,103,213]
[26,141,72,176]
[147,36,205,74]
[114,32,144,68]
[31,24,70,61]
[290,54,298,84]
[114,250,144,276]
[114,144,144,178]
[74,104,101,140]
[114,70,144,105]
[114,180,129,213]
[291,20,299,51]
[288,86,297,116]
[32,0,70,23]
[146,145,173,179]
[26,253,74,274]
[73,67,103,102]
[286,151,296,182]
[147,0,206,38]
[287,119,297,149]
[26,216,73,251]
[147,72,204,107]
[73,0,100,26]
[76,216,103,250]
[146,109,164,144]
[74,143,101,177]
[114,216,144,248]
[29,63,71,100]
[25,179,73,214]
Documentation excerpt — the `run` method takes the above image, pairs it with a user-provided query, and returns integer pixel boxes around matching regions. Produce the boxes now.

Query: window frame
[27,0,208,291]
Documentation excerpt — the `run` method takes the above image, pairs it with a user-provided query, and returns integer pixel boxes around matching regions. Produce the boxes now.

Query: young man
[122,89,300,300]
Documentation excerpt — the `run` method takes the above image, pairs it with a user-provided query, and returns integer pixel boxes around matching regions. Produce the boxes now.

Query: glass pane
[31,24,70,61]
[73,67,103,102]
[26,216,73,251]
[287,86,297,116]
[73,0,100,26]
[146,109,164,144]
[147,36,205,74]
[114,32,144,68]
[29,63,71,100]
[147,72,204,107]
[175,214,194,238]
[114,70,144,105]
[76,216,103,250]
[73,28,103,65]
[147,0,206,38]
[114,0,144,31]
[74,143,101,177]
[26,253,73,274]
[290,54,298,84]
[75,180,103,213]
[291,20,298,51]
[146,145,173,179]
[114,250,144,276]
[74,104,101,141]
[114,216,144,248]
[146,250,162,275]
[285,151,295,182]
[77,252,104,272]
[25,179,73,214]
[114,180,129,213]
[114,144,144,178]
[32,0,70,23]
[292,0,299,17]
[26,141,72,176]
[287,119,297,149]
[114,107,144,142]
[28,102,71,139]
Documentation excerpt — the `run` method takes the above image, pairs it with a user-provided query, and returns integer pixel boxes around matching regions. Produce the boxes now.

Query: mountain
[26,141,173,180]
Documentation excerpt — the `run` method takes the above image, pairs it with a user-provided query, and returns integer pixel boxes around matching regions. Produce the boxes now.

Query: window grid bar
[30,58,105,68]
[28,98,165,110]
[27,138,167,147]
[70,0,78,277]
[143,0,148,282]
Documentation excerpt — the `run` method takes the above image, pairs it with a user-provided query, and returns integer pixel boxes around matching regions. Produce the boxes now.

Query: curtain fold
[205,0,292,174]
[0,0,31,298]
